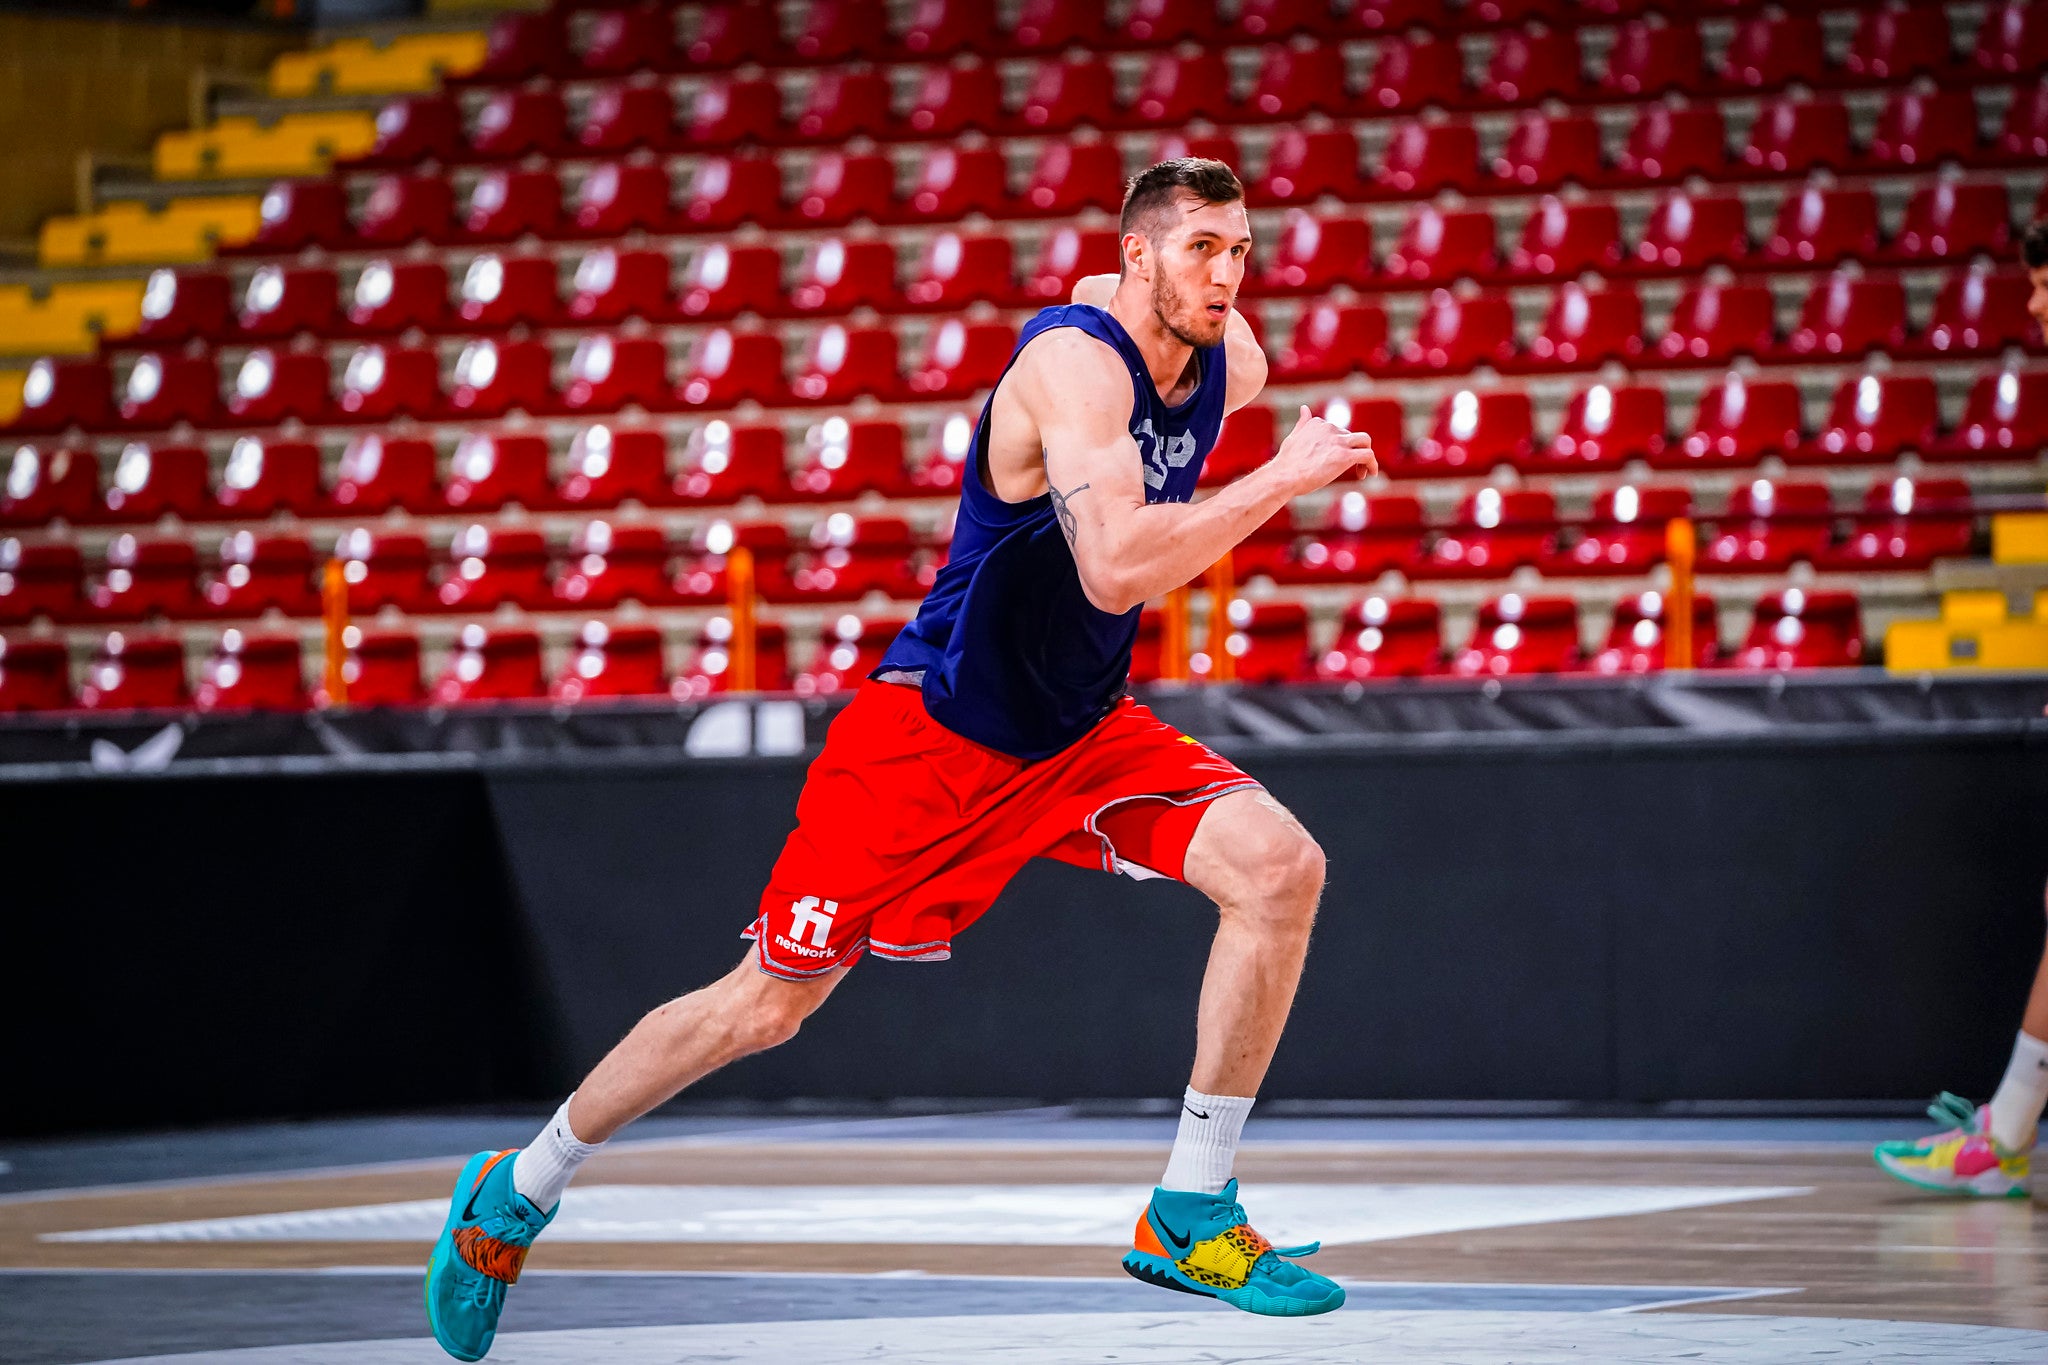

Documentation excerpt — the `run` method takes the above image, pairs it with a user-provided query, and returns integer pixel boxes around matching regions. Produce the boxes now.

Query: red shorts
[744,681,1260,980]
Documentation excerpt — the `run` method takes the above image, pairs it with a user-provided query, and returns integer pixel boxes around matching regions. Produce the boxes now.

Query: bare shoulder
[1007,326,1132,430]
[1223,309,1268,414]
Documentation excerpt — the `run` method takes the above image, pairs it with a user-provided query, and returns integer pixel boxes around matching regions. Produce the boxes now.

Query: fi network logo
[787,896,839,950]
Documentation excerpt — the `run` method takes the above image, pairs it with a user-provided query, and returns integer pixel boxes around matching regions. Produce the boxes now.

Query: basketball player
[425,158,1378,1359]
[1873,217,2048,1199]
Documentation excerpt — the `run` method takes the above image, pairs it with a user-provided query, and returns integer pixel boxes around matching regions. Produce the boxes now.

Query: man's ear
[1120,230,1147,278]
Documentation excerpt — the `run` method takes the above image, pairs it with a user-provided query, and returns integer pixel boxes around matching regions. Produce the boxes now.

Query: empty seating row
[450,1,2048,90]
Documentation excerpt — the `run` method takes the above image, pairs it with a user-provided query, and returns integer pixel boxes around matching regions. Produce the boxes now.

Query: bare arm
[1019,330,1375,615]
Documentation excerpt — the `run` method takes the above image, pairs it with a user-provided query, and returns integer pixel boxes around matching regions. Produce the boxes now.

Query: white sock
[511,1096,603,1212]
[1160,1087,1255,1195]
[1988,1031,2048,1151]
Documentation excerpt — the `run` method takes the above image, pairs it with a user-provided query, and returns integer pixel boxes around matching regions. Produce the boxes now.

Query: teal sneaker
[424,1150,554,1361]
[1121,1178,1345,1317]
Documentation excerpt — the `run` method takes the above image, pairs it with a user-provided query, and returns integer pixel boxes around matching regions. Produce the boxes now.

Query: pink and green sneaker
[1873,1092,2032,1198]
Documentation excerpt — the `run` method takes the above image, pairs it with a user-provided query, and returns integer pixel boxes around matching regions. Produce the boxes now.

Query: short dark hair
[2025,218,2048,272]
[1119,157,1245,246]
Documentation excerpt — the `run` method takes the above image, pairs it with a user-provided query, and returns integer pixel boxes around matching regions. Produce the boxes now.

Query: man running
[1872,217,2048,1199]
[425,158,1378,1360]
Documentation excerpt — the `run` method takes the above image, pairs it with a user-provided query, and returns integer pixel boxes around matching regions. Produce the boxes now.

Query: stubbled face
[1129,194,1253,348]
[2029,265,2048,344]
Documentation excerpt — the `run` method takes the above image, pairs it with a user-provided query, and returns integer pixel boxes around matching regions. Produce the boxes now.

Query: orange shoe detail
[454,1226,532,1284]
[470,1149,517,1190]
[1132,1211,1168,1258]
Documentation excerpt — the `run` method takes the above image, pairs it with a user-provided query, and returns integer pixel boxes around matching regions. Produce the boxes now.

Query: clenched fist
[1268,405,1379,496]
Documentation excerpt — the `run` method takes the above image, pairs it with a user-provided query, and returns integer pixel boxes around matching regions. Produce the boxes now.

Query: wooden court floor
[7,1137,2046,1333]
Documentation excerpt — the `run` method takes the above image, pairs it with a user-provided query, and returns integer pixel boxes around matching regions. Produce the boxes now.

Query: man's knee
[1226,820,1326,924]
[726,971,821,1053]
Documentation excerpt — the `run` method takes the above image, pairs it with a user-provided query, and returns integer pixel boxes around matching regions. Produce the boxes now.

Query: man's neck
[1107,285,1196,401]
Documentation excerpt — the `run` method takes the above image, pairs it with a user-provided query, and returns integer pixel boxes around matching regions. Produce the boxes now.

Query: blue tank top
[875,304,1229,760]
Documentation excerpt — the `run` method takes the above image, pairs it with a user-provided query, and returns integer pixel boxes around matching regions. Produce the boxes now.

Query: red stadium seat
[679,2,780,69]
[1453,594,1582,675]
[1634,194,1750,275]
[103,441,210,519]
[467,89,565,161]
[1534,384,1667,472]
[330,434,440,515]
[673,616,792,696]
[680,155,783,232]
[685,77,781,147]
[332,626,421,707]
[459,168,561,242]
[906,320,1014,397]
[436,524,551,612]
[797,612,909,696]
[905,61,1003,138]
[1125,50,1231,125]
[447,338,554,418]
[1421,487,1556,578]
[1017,140,1124,216]
[443,432,553,512]
[1995,80,2048,162]
[1589,589,1718,673]
[1233,0,1338,39]
[556,423,671,508]
[353,174,452,247]
[791,324,902,403]
[78,631,188,710]
[1316,595,1442,679]
[1717,12,1826,89]
[1668,377,1803,469]
[347,259,447,334]
[790,418,910,499]
[245,180,347,253]
[1507,198,1623,278]
[908,409,974,493]
[1373,121,1478,196]
[1199,403,1280,487]
[906,146,1012,219]
[781,513,918,602]
[202,530,316,615]
[671,519,793,603]
[0,636,72,711]
[1280,491,1425,583]
[1382,206,1497,282]
[563,335,670,414]
[1912,269,2037,356]
[1274,300,1389,381]
[1481,27,1583,104]
[90,533,200,620]
[335,528,434,613]
[1519,282,1643,369]
[1845,5,1957,82]
[1886,182,2012,262]
[431,624,544,704]
[791,152,897,226]
[0,445,98,526]
[1602,19,1704,96]
[678,242,782,320]
[569,248,671,324]
[460,9,568,84]
[552,620,666,700]
[1117,0,1217,46]
[1196,599,1311,684]
[1545,484,1690,575]
[1763,187,1879,266]
[1257,211,1371,294]
[215,436,319,518]
[1865,90,1981,169]
[554,521,674,608]
[1701,478,1833,572]
[1933,370,2048,461]
[131,270,231,345]
[1798,373,1940,464]
[792,69,892,144]
[117,353,216,430]
[675,421,793,504]
[1615,104,1727,183]
[196,629,311,710]
[1743,97,1852,175]
[1974,0,2048,76]
[7,359,112,436]
[1017,55,1116,131]
[578,4,676,75]
[338,344,441,422]
[1243,44,1350,120]
[1817,475,1974,572]
[1023,227,1119,303]
[235,266,338,340]
[793,0,888,62]
[1491,112,1603,189]
[676,328,787,409]
[901,0,991,56]
[905,232,1015,308]
[1409,388,1534,474]
[460,249,561,320]
[353,94,461,168]
[1364,35,1465,112]
[790,238,903,314]
[0,539,86,624]
[1007,0,1105,51]
[1782,275,1908,359]
[1392,290,1516,373]
[569,162,671,237]
[1731,588,1862,670]
[578,82,673,154]
[225,349,329,426]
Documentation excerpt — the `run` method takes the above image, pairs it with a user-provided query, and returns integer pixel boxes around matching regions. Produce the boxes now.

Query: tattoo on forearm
[1048,481,1090,546]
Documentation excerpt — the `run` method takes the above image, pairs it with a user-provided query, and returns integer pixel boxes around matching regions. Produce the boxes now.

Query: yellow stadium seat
[1991,511,2048,565]
[1942,590,2010,626]
[154,111,377,181]
[268,31,486,98]
[0,371,22,428]
[39,196,261,268]
[0,281,147,357]
[1887,591,2048,673]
